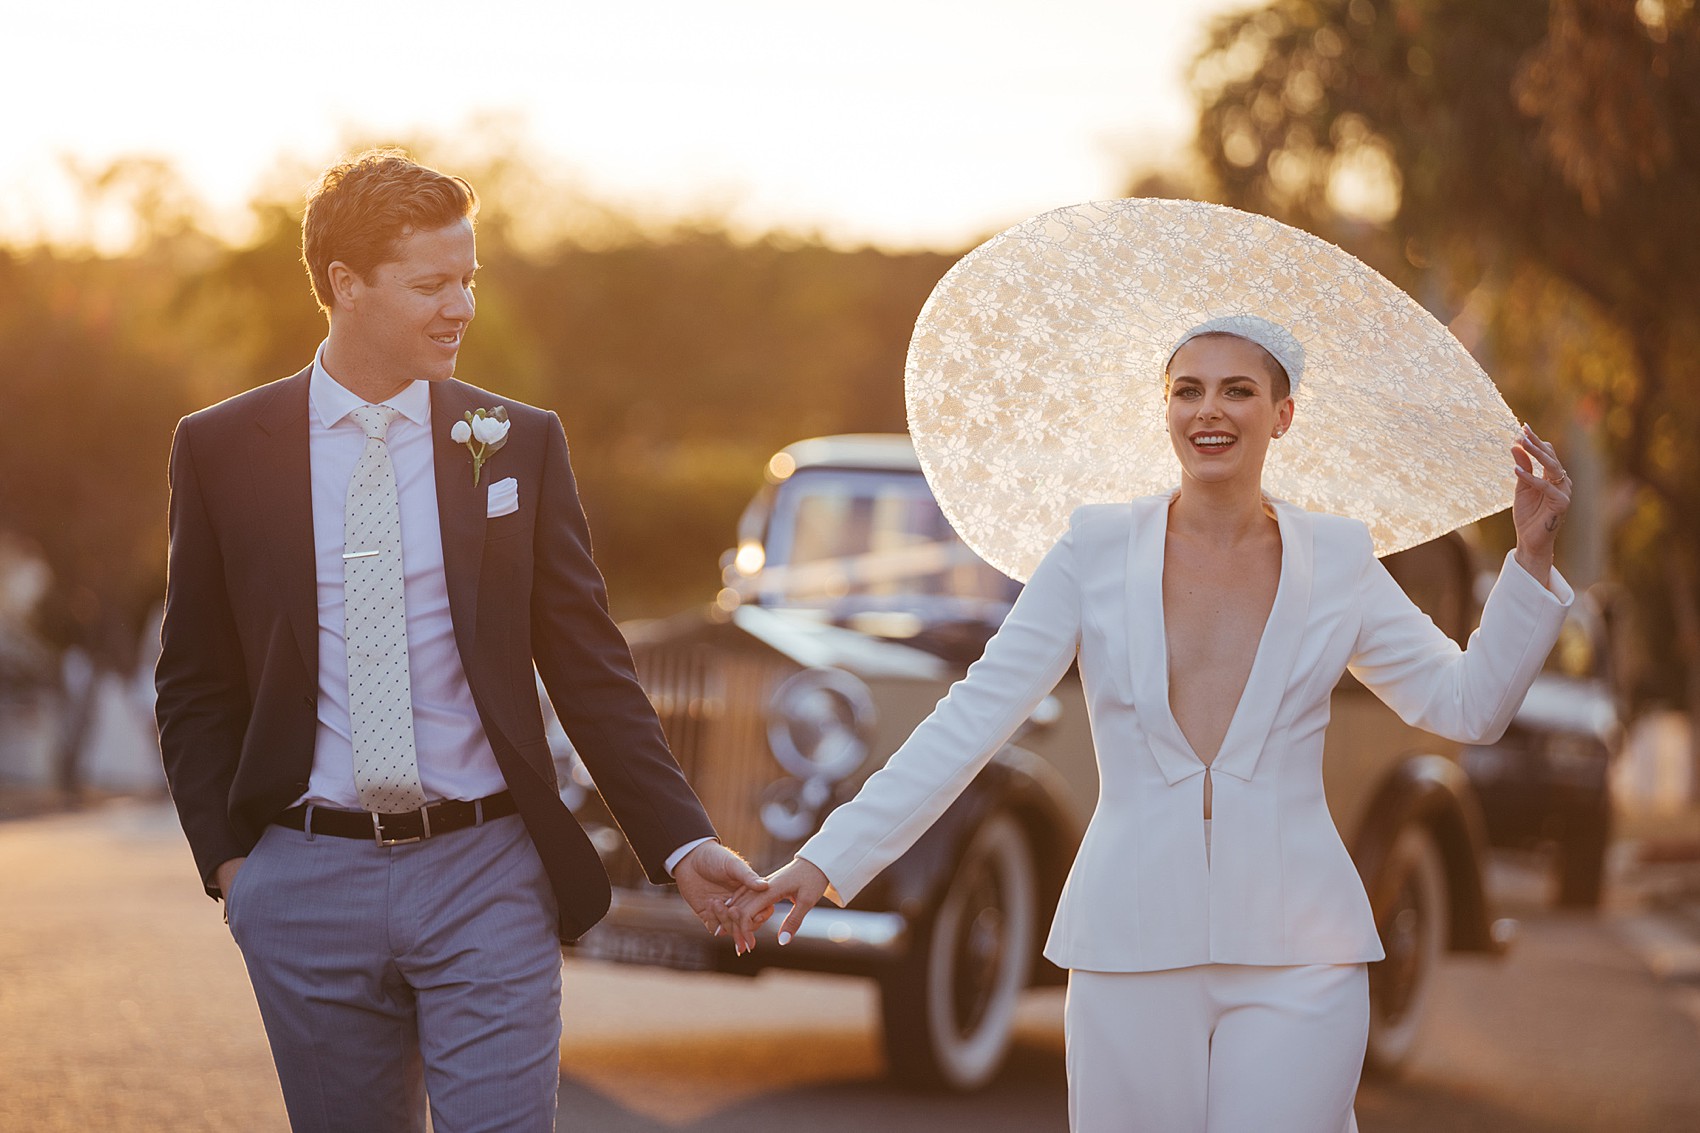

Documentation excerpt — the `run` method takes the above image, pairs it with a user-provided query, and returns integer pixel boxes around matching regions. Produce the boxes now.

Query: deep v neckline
[1154,495,1293,769]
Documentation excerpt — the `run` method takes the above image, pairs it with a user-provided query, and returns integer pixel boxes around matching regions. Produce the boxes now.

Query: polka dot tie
[344,405,427,813]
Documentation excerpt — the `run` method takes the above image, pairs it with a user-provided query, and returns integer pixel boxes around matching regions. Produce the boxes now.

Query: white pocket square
[486,477,519,518]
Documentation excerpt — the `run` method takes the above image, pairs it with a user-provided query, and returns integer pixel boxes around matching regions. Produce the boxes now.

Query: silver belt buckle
[373,806,431,847]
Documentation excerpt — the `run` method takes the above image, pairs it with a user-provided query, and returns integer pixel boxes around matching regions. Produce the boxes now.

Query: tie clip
[342,549,381,560]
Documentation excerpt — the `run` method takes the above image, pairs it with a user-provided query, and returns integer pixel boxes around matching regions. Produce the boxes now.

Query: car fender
[1352,753,1502,954]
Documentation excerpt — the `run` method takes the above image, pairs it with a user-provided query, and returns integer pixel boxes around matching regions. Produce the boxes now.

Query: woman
[735,314,1572,1131]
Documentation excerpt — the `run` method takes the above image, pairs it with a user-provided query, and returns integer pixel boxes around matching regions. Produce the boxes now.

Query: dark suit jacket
[154,366,716,941]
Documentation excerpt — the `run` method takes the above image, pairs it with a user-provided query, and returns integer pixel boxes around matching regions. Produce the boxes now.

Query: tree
[1188,0,1700,713]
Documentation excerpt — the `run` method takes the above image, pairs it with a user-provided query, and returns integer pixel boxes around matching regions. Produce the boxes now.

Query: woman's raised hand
[729,857,831,951]
[1511,422,1570,589]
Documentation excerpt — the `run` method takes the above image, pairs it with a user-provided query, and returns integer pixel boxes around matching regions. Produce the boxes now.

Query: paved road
[5,802,1700,1131]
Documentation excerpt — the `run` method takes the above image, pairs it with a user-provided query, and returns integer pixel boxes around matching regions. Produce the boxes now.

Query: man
[155,149,762,1132]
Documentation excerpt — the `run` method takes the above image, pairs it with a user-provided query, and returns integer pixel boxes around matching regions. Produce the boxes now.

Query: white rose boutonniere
[452,406,510,485]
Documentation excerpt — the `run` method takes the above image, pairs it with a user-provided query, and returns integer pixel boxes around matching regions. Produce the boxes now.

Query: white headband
[1167,314,1305,393]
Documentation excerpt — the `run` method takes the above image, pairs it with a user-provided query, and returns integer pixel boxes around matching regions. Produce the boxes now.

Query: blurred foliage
[1187,0,1700,712]
[0,232,206,668]
[0,146,954,669]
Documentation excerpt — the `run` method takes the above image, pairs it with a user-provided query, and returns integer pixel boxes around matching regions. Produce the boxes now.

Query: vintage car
[552,434,1507,1091]
[1461,599,1619,908]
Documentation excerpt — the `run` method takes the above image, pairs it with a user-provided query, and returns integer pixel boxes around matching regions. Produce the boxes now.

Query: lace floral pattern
[906,198,1519,581]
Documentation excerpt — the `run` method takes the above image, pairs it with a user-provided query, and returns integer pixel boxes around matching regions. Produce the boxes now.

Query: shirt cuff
[665,836,718,876]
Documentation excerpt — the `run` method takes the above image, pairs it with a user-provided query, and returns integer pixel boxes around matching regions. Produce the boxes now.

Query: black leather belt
[274,791,518,846]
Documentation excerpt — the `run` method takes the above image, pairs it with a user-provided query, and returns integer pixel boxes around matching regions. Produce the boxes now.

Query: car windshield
[754,468,1018,628]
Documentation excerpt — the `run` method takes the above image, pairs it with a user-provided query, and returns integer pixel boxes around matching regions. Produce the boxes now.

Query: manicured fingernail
[714,926,723,937]
[778,931,792,946]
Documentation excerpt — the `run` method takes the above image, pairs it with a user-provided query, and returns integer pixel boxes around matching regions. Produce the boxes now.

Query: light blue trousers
[226,812,562,1133]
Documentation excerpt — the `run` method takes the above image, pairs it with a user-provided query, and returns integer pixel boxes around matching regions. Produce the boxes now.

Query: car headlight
[758,776,835,842]
[766,667,876,783]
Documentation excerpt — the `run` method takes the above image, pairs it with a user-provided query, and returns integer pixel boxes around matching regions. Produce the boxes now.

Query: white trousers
[1065,962,1368,1133]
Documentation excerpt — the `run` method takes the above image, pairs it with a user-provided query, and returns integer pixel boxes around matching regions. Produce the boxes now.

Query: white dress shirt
[301,346,709,873]
[301,347,507,809]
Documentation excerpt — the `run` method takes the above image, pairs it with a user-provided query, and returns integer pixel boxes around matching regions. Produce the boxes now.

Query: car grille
[627,642,801,879]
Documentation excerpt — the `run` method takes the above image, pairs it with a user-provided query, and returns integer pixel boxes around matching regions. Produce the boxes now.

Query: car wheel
[878,811,1037,1091]
[1556,800,1610,909]
[1365,823,1449,1076]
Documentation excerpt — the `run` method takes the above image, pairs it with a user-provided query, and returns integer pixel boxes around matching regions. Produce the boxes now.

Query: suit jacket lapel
[1123,494,1207,786]
[431,381,486,665]
[251,368,318,679]
[1211,500,1315,783]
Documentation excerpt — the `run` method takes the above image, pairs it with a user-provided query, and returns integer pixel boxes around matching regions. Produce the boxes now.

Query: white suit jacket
[799,495,1573,972]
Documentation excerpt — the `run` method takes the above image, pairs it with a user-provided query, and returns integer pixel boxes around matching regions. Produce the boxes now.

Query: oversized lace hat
[906,198,1520,581]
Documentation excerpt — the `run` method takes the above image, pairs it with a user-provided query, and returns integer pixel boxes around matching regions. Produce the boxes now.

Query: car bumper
[570,887,911,970]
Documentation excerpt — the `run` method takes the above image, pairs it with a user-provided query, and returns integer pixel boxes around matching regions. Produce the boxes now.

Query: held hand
[673,841,768,955]
[1511,423,1570,589]
[731,857,831,949]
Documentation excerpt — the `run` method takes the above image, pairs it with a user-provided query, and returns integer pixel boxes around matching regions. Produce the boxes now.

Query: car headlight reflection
[766,667,877,783]
[759,777,834,842]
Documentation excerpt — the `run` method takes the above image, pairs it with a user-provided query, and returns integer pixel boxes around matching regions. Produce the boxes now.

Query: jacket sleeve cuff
[1500,550,1576,610]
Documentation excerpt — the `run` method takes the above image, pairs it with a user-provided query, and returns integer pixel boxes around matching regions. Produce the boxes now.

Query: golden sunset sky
[3,0,1247,249]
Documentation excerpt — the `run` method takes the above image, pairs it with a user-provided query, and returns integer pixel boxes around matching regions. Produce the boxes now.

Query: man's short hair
[301,148,478,313]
